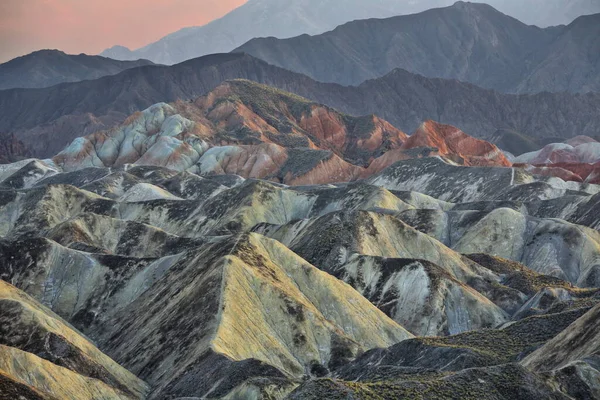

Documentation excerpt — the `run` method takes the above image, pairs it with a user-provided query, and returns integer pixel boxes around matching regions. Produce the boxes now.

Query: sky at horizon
[0,0,246,63]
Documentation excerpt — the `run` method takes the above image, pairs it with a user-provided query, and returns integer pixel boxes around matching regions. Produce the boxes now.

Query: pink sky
[0,0,246,62]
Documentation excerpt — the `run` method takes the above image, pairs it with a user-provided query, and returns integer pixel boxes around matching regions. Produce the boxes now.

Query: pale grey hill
[235,2,600,93]
[0,50,154,90]
[0,156,598,398]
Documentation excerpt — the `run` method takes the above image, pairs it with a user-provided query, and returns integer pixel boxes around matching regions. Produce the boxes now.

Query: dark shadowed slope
[516,13,600,93]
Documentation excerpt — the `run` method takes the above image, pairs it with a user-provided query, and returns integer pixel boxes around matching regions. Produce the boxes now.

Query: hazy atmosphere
[0,0,244,62]
[2,0,598,63]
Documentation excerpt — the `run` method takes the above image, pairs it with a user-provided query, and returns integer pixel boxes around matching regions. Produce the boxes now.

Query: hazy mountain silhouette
[0,50,154,90]
[235,2,600,93]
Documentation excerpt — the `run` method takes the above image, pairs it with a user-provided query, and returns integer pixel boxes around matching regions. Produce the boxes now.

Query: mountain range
[2,53,600,161]
[4,2,599,96]
[49,80,514,184]
[236,1,600,93]
[1,1,600,399]
[101,0,600,66]
[100,0,414,65]
[0,50,153,90]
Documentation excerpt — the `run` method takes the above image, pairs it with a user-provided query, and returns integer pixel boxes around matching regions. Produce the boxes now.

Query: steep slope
[397,205,600,287]
[45,213,202,258]
[48,81,517,184]
[51,80,406,183]
[236,1,557,89]
[0,280,147,399]
[515,137,600,165]
[522,303,600,371]
[3,54,600,160]
[236,2,600,94]
[485,0,600,27]
[0,50,153,90]
[253,210,520,335]
[403,121,510,167]
[319,255,510,336]
[0,53,313,158]
[513,137,600,184]
[368,157,600,202]
[93,233,412,398]
[517,13,600,93]
[366,120,511,174]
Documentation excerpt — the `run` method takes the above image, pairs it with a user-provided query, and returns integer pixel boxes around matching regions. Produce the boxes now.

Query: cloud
[0,0,246,62]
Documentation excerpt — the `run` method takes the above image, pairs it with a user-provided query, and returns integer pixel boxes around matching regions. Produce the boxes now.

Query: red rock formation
[199,143,361,185]
[513,163,585,183]
[189,80,407,165]
[362,121,511,175]
[400,121,511,167]
[0,134,32,163]
[511,161,600,184]
[549,163,596,181]
[51,81,529,186]
[510,137,600,184]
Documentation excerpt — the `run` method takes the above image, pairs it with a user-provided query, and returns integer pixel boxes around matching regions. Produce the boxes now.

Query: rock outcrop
[53,79,408,175]
[515,138,600,165]
[366,120,511,175]
[511,137,600,184]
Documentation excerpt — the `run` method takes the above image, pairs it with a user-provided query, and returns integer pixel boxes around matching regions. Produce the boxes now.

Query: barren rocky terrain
[1,2,599,398]
[0,112,599,397]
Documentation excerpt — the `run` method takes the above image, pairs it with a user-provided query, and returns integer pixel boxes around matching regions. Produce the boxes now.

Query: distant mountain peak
[0,50,154,90]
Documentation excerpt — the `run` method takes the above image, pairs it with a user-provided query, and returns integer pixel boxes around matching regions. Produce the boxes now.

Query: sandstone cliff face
[403,121,511,167]
[365,120,511,175]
